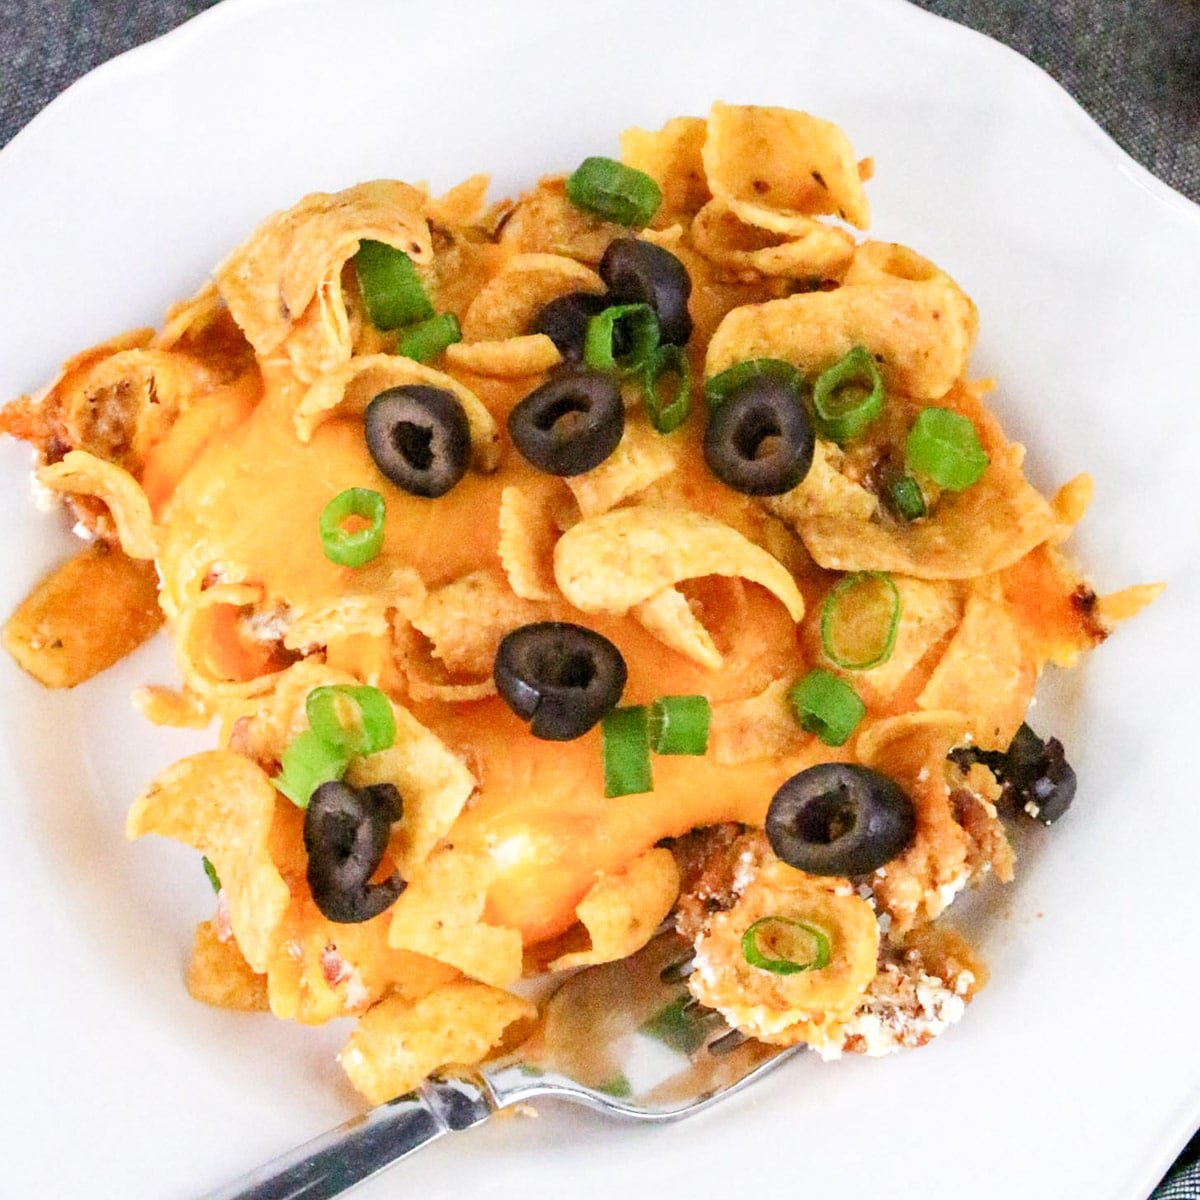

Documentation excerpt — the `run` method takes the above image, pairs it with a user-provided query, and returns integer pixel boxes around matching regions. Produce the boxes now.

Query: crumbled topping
[813,954,970,1060]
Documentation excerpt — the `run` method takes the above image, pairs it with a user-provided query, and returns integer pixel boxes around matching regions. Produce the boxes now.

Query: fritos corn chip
[340,981,535,1106]
[127,751,290,972]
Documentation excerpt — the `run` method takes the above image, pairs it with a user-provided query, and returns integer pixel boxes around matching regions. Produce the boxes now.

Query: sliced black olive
[599,237,693,346]
[507,369,624,477]
[951,723,1076,825]
[304,781,406,923]
[766,763,915,876]
[365,385,471,499]
[531,291,609,361]
[703,376,815,495]
[494,621,627,741]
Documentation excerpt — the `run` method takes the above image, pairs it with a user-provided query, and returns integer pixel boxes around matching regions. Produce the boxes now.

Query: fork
[202,928,801,1200]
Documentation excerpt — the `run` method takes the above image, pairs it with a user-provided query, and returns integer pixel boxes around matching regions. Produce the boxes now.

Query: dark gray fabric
[0,1,1197,1196]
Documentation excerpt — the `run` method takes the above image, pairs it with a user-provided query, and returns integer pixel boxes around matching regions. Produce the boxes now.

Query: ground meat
[667,824,756,941]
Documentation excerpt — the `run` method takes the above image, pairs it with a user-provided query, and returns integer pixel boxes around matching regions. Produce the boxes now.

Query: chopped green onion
[395,312,461,363]
[704,357,804,408]
[811,346,884,444]
[788,669,865,747]
[584,303,660,376]
[602,705,653,797]
[887,473,927,521]
[905,406,989,490]
[820,571,902,671]
[649,694,711,755]
[595,1074,634,1099]
[741,916,831,975]
[639,995,711,1054]
[318,487,386,568]
[354,239,434,331]
[202,856,221,894]
[306,684,396,756]
[642,344,692,433]
[272,729,349,809]
[565,157,662,227]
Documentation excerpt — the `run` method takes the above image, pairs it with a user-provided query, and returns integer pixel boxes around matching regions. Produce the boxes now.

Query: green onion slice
[272,729,349,809]
[649,694,711,755]
[396,312,461,363]
[887,473,927,521]
[905,406,989,490]
[788,669,866,747]
[353,240,434,331]
[820,571,902,671]
[202,856,221,894]
[319,487,386,568]
[565,157,662,228]
[811,346,884,444]
[704,357,804,408]
[642,344,692,433]
[595,1074,634,1099]
[584,303,660,376]
[306,684,396,757]
[602,705,653,797]
[741,916,832,975]
[639,995,711,1054]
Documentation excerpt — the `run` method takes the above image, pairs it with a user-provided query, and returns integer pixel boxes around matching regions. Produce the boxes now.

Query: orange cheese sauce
[154,361,831,945]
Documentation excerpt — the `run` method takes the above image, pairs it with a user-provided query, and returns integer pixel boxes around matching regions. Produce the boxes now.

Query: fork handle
[200,1075,495,1200]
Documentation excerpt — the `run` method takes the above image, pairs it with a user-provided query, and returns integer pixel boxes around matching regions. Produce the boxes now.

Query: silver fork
[202,928,801,1200]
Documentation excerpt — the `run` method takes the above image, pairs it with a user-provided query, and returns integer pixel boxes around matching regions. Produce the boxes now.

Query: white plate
[2,1,1199,1196]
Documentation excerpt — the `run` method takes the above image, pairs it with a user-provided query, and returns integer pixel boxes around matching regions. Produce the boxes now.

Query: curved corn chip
[497,484,562,600]
[763,439,878,529]
[340,980,535,1105]
[460,252,603,341]
[427,174,491,228]
[3,542,162,688]
[549,848,680,970]
[689,858,880,1045]
[187,919,269,1012]
[703,102,871,229]
[57,349,221,472]
[173,581,289,701]
[565,415,679,518]
[392,620,499,703]
[295,353,499,471]
[795,443,1057,579]
[706,240,978,400]
[281,264,354,381]
[691,199,855,279]
[156,281,225,350]
[411,569,548,679]
[498,177,624,263]
[918,590,1035,750]
[214,180,430,360]
[127,750,289,972]
[444,334,561,377]
[347,700,478,877]
[620,116,711,223]
[710,677,807,765]
[631,586,723,669]
[132,684,212,729]
[389,848,524,986]
[37,451,158,559]
[553,506,804,623]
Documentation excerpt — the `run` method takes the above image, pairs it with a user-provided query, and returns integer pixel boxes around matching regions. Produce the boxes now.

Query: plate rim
[6,0,1200,232]
[2,1,1199,1196]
